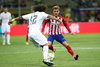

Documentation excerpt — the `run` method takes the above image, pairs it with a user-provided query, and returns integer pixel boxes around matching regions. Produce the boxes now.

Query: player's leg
[55,34,79,60]
[48,41,55,57]
[26,27,29,44]
[7,32,10,45]
[1,25,6,45]
[7,25,10,45]
[28,32,53,66]
[42,44,54,66]
[62,41,79,60]
[29,36,49,60]
[49,42,55,52]
[2,33,5,45]
[48,35,55,52]
[25,34,29,44]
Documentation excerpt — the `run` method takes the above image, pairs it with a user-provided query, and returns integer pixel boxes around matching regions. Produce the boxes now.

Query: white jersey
[0,12,12,33]
[0,12,11,26]
[22,11,48,31]
[22,11,49,46]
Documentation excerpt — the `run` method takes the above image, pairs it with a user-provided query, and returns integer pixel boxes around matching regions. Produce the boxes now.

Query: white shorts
[1,24,10,33]
[28,29,48,48]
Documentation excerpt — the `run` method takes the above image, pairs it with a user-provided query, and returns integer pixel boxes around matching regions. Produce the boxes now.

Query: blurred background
[0,0,100,24]
[0,1,100,67]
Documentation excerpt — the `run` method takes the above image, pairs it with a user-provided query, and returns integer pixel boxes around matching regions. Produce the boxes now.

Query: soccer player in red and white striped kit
[42,5,79,60]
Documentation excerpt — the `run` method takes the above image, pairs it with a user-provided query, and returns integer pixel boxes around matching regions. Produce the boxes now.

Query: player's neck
[4,12,7,13]
[54,15,59,18]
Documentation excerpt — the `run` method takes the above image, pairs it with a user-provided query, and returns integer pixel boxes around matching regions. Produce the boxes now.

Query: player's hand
[42,32,45,35]
[8,20,13,25]
[58,19,63,24]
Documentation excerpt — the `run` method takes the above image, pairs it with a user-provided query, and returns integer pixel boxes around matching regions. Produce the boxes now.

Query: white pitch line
[0,47,100,54]
[55,47,100,49]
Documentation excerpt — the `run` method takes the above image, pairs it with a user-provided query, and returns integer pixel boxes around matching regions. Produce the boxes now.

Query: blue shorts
[48,34,66,44]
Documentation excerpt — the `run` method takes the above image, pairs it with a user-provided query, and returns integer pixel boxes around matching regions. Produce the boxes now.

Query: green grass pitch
[0,33,100,67]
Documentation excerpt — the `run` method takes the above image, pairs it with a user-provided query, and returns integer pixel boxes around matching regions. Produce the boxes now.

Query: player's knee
[62,41,69,47]
[48,41,52,46]
[44,43,49,46]
[7,32,10,34]
[2,33,5,35]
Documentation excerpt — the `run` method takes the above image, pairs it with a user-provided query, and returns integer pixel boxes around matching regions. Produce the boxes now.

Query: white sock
[2,34,5,43]
[7,34,10,43]
[43,46,48,60]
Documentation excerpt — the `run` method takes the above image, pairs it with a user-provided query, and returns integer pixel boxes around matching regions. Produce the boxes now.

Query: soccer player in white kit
[8,4,62,66]
[0,8,12,45]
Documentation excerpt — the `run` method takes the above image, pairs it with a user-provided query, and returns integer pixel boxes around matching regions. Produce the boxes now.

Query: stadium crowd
[0,0,100,24]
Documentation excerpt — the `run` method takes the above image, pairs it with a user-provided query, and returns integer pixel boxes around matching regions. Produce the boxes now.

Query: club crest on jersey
[51,22,59,25]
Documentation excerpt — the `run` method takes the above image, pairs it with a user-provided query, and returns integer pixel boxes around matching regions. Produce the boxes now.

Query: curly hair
[34,4,47,12]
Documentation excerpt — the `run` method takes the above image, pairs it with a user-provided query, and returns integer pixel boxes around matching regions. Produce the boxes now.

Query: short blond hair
[52,5,60,10]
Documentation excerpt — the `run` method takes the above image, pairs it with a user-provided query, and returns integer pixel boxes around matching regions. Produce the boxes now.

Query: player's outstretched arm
[14,16,23,21]
[0,18,1,25]
[8,16,23,25]
[47,15,63,24]
[0,20,1,25]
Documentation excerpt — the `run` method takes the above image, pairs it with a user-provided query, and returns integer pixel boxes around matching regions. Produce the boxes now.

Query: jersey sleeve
[9,13,12,19]
[42,12,49,20]
[41,19,50,32]
[63,18,71,33]
[22,14,30,20]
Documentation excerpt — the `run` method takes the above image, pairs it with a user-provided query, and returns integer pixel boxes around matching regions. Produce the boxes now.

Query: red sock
[66,45,75,56]
[49,45,55,52]
[26,34,28,42]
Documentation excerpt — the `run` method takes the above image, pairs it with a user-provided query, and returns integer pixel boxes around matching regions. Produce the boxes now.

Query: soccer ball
[48,53,54,61]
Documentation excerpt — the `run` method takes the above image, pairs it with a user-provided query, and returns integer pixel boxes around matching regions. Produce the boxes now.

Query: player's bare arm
[8,16,23,25]
[47,15,63,24]
[0,20,1,25]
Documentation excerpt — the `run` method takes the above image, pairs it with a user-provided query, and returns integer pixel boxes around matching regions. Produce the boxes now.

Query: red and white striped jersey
[42,15,71,35]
